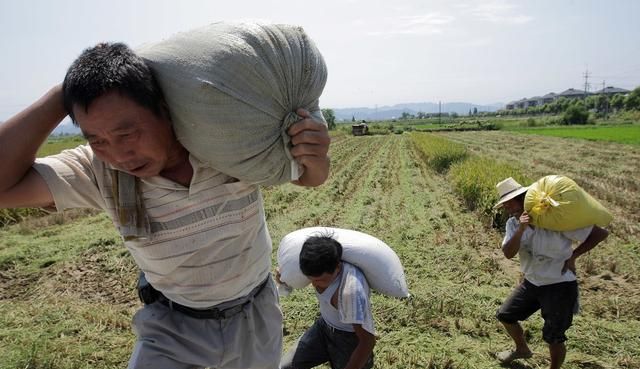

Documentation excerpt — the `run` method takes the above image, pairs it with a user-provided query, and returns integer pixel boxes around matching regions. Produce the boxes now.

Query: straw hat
[494,177,528,208]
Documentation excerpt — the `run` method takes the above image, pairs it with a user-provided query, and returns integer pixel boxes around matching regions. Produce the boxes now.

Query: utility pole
[438,101,441,124]
[583,69,591,99]
[602,80,607,119]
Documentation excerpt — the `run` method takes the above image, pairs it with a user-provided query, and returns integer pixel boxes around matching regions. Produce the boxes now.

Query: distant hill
[332,102,504,121]
[51,118,81,136]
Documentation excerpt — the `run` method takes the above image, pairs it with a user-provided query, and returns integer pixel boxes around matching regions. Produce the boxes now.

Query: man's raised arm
[0,85,66,208]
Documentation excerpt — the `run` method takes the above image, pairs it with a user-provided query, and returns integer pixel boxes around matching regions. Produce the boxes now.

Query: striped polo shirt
[34,145,271,308]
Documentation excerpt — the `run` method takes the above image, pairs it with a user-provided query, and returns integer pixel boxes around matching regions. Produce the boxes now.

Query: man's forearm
[345,325,375,369]
[344,341,374,369]
[0,85,66,191]
[503,227,525,259]
[572,226,609,259]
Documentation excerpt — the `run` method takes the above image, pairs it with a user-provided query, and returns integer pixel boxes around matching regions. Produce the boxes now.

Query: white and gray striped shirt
[34,145,271,308]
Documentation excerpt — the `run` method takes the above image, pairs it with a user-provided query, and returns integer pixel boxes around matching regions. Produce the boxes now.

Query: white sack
[137,22,327,186]
[277,227,410,298]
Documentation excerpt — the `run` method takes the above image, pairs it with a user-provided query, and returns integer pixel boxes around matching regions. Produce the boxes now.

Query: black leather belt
[158,277,269,320]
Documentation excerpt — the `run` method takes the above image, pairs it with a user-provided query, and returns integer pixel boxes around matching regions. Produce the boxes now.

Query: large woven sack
[525,175,613,231]
[277,227,410,298]
[137,22,328,186]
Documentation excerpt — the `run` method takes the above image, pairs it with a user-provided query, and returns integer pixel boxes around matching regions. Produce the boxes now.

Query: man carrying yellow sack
[493,177,608,369]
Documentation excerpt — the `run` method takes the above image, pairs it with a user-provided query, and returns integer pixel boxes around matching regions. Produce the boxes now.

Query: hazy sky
[1,0,639,119]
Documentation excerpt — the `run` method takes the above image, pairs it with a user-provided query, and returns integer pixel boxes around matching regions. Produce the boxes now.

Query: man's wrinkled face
[74,91,179,178]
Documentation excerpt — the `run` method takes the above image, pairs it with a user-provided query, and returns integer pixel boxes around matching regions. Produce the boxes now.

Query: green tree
[561,105,589,125]
[570,98,585,108]
[624,86,640,111]
[547,100,559,114]
[610,94,625,111]
[527,106,542,115]
[595,94,609,115]
[552,97,570,114]
[321,108,336,130]
[585,95,599,110]
[541,104,549,114]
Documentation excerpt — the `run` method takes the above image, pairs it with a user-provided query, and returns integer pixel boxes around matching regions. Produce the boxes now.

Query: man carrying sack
[278,235,376,369]
[0,23,330,369]
[492,177,608,369]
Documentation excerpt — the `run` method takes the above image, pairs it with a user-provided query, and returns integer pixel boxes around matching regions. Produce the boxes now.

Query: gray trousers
[128,276,282,369]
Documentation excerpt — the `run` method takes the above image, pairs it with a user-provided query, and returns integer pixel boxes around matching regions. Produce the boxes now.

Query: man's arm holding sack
[502,212,531,259]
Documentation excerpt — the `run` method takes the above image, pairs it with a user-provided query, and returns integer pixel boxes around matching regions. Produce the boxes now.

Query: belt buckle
[209,308,225,319]
[198,304,229,319]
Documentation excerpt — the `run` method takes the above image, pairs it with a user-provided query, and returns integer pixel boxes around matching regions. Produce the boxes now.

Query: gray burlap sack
[137,22,327,186]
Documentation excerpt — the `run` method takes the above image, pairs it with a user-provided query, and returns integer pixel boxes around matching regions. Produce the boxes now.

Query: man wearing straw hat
[493,177,608,369]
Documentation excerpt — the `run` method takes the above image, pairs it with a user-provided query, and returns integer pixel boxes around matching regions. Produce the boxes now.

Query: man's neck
[160,148,193,186]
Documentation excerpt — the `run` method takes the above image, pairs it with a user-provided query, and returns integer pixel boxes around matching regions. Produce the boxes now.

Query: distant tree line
[500,86,640,119]
[320,86,640,129]
[401,111,459,120]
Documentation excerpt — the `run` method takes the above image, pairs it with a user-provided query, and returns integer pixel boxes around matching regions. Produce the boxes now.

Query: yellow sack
[524,175,612,231]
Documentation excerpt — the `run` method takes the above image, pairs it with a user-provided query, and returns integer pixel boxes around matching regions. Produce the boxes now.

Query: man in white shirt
[279,235,375,369]
[493,178,608,369]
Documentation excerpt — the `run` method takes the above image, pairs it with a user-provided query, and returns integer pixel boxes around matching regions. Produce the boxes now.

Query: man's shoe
[496,349,533,364]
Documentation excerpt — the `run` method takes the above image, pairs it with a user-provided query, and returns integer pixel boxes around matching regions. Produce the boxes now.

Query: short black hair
[299,235,343,277]
[62,42,167,125]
